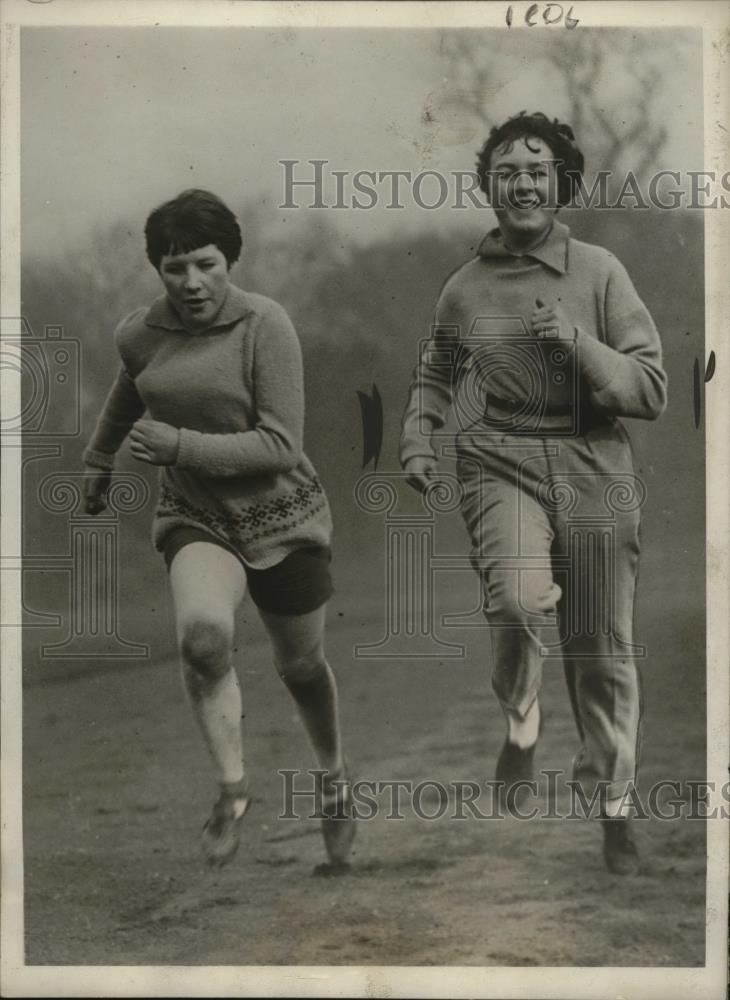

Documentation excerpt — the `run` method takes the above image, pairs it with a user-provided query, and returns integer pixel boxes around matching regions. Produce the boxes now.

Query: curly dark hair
[475,111,584,207]
[144,189,242,270]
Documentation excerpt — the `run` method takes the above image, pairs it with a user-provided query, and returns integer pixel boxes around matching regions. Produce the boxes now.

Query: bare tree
[439,28,691,182]
[544,29,679,179]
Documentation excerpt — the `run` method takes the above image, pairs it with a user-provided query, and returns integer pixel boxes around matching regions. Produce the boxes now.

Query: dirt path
[23,592,706,968]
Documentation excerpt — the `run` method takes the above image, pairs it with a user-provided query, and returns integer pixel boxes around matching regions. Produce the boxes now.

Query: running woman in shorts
[400,113,667,875]
[83,189,355,869]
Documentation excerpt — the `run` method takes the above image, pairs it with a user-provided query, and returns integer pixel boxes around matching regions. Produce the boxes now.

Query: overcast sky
[20,26,702,258]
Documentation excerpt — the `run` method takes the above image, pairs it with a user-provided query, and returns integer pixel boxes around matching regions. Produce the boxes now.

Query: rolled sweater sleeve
[576,256,668,420]
[399,289,460,467]
[82,364,146,470]
[176,306,304,477]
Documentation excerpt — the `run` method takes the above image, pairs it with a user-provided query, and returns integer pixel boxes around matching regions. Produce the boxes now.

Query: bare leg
[259,603,354,865]
[257,604,344,782]
[168,542,247,785]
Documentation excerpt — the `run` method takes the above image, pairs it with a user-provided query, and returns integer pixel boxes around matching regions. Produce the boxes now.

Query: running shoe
[320,768,356,867]
[601,817,641,876]
[201,781,251,868]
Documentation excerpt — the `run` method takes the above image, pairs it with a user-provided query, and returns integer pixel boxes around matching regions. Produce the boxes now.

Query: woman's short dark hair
[475,111,585,206]
[144,189,242,270]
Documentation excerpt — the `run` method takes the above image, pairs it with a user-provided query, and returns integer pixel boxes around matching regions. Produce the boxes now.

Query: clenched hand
[83,469,112,514]
[531,297,576,340]
[404,456,439,494]
[129,419,180,466]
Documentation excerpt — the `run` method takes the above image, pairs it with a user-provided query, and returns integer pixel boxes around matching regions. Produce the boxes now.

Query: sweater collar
[145,283,253,333]
[477,219,570,274]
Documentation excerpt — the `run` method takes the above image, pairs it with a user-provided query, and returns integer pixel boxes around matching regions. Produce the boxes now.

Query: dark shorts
[163,527,333,616]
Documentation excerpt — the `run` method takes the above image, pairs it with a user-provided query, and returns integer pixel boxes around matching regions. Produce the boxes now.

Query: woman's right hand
[83,469,112,514]
[404,456,439,494]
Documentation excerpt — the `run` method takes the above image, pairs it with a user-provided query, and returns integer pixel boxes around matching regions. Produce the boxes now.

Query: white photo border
[1,1,728,997]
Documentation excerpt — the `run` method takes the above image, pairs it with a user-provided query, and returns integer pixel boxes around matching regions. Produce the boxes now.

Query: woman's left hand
[129,419,180,466]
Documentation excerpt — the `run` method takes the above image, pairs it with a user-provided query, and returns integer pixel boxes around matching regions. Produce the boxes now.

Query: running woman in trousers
[399,113,667,875]
[83,189,355,869]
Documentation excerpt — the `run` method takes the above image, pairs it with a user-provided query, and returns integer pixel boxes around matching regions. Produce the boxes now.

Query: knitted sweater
[83,284,332,569]
[400,220,668,464]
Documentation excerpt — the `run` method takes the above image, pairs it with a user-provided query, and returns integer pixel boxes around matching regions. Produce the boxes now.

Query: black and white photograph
[1,1,728,997]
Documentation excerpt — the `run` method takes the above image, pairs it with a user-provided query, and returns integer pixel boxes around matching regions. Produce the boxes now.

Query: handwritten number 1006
[506,4,579,28]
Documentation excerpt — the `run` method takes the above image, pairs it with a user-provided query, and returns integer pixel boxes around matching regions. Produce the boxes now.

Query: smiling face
[158,244,230,330]
[490,136,559,251]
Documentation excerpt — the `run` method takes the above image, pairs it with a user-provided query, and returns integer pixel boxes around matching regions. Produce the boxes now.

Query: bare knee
[275,639,327,686]
[180,620,231,691]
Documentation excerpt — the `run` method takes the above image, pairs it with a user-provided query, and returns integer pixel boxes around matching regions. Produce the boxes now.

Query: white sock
[505,700,540,749]
[231,798,249,818]
[220,774,248,801]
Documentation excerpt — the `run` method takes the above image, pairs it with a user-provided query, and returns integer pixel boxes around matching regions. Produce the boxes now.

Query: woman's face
[159,243,230,330]
[490,136,559,249]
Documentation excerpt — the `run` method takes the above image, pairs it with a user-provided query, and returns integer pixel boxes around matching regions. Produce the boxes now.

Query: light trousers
[456,419,644,799]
